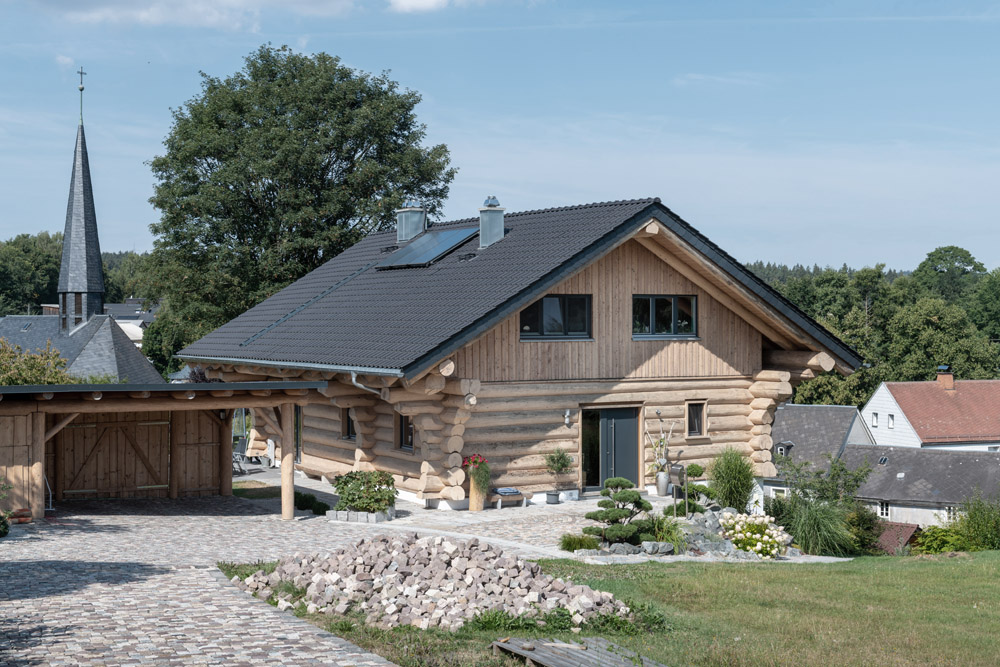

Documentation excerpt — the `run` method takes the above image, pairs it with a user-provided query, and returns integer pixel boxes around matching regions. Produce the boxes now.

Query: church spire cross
[77,67,86,122]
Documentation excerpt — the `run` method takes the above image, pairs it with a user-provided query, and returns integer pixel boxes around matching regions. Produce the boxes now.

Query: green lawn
[221,552,1000,666]
[231,480,282,499]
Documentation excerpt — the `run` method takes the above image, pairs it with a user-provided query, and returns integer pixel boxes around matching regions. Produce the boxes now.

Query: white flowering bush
[720,512,790,560]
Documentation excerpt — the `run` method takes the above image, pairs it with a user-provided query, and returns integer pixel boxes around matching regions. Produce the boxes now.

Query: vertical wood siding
[0,414,34,512]
[454,240,761,382]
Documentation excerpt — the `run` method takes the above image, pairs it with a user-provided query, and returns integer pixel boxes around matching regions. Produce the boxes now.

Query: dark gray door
[582,408,640,488]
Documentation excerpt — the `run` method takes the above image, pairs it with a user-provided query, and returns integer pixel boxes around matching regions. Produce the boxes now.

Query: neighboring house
[759,403,874,501]
[861,369,1000,452]
[179,197,860,507]
[0,119,163,384]
[841,445,1000,527]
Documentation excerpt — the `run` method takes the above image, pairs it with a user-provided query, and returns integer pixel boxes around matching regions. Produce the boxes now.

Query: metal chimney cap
[482,195,500,208]
[400,199,423,210]
[937,364,951,372]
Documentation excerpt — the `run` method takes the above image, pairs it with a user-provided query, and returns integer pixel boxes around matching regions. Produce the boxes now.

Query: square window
[686,401,706,438]
[396,413,414,452]
[341,408,356,440]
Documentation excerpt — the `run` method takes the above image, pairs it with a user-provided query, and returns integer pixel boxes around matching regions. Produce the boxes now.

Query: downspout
[351,371,381,396]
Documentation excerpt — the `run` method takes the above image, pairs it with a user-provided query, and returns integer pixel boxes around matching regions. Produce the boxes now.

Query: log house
[179,198,860,506]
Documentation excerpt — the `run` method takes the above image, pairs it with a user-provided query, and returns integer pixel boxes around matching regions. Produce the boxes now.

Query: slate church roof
[179,198,862,378]
[58,124,104,294]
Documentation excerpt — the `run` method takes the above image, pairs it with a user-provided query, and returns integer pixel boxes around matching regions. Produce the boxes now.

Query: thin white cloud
[388,0,449,11]
[672,72,770,88]
[55,54,75,68]
[34,0,354,30]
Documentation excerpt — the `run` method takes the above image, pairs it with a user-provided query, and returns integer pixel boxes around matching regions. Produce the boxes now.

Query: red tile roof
[877,522,920,554]
[886,380,1000,444]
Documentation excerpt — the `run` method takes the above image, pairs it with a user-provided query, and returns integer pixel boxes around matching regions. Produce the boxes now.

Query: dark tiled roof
[179,198,861,376]
[57,124,104,294]
[842,445,1000,506]
[0,314,164,384]
[886,380,1000,444]
[104,302,158,324]
[769,404,870,474]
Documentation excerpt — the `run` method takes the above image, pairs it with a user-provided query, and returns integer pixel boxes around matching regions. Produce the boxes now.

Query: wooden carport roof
[0,381,326,520]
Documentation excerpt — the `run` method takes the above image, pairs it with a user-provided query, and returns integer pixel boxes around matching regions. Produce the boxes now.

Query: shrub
[720,512,789,559]
[955,490,1000,551]
[0,475,11,538]
[688,483,715,500]
[643,515,686,551]
[763,495,795,528]
[583,477,653,544]
[788,501,854,556]
[914,525,969,554]
[294,491,317,511]
[708,448,755,512]
[560,533,600,551]
[664,499,705,516]
[0,515,8,539]
[312,501,331,515]
[845,502,883,555]
[463,453,491,494]
[686,463,705,478]
[332,470,397,513]
[544,449,573,476]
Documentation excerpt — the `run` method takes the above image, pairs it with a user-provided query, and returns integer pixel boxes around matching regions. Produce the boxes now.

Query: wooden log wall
[453,240,762,382]
[0,413,34,512]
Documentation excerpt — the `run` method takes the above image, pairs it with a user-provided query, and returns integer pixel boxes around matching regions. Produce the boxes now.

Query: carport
[0,382,325,522]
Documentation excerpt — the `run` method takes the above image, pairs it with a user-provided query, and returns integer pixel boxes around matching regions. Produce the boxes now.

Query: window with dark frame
[520,295,591,339]
[396,413,414,452]
[686,401,706,438]
[293,405,303,464]
[341,407,356,441]
[632,295,697,337]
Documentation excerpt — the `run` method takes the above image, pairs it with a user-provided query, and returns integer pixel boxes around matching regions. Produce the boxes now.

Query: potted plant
[464,453,490,512]
[647,419,677,496]
[544,449,573,504]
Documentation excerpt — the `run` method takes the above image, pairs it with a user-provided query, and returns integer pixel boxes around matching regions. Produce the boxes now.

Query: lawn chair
[232,436,248,475]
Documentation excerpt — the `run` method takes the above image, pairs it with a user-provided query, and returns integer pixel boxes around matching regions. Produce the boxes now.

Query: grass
[219,552,1000,666]
[232,480,282,499]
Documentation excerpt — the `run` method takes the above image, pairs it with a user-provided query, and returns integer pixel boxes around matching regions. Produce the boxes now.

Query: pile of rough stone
[233,533,631,632]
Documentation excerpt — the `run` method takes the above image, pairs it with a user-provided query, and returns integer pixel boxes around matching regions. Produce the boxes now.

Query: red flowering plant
[463,453,491,494]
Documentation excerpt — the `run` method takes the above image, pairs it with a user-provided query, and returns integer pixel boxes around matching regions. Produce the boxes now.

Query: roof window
[20,322,31,331]
[878,456,889,465]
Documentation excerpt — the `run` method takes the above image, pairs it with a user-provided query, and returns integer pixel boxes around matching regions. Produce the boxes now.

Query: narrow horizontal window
[632,295,697,337]
[520,295,591,339]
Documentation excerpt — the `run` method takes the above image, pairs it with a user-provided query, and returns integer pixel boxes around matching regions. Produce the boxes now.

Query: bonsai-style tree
[545,450,572,483]
[583,477,653,544]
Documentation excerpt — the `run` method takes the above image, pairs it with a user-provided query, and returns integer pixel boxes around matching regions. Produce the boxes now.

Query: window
[686,401,707,438]
[878,456,889,465]
[946,506,958,522]
[772,488,788,499]
[396,413,414,452]
[293,405,303,464]
[632,295,697,337]
[520,295,591,338]
[878,501,890,518]
[988,446,999,452]
[888,414,895,429]
[871,412,879,428]
[341,407,356,441]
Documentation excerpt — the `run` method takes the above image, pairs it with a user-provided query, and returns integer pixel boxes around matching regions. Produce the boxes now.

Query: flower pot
[546,491,561,504]
[469,484,486,512]
[655,471,670,497]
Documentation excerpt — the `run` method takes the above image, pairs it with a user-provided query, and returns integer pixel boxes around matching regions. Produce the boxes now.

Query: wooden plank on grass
[492,637,666,667]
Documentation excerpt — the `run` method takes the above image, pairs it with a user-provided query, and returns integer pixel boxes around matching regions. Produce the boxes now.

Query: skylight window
[20,322,31,331]
[878,456,888,465]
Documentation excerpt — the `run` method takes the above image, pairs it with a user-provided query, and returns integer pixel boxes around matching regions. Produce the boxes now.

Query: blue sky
[1,1,998,269]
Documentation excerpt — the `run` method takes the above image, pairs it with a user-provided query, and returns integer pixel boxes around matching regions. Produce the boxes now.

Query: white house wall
[867,502,952,528]
[921,441,1000,453]
[861,384,921,448]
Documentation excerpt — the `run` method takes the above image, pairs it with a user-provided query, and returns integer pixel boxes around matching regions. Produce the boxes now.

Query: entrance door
[581,408,639,489]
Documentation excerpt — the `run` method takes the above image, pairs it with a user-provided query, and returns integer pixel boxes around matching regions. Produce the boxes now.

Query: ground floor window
[685,401,707,438]
[341,407,356,440]
[396,413,414,452]
[772,487,788,499]
[946,505,957,521]
[878,501,890,518]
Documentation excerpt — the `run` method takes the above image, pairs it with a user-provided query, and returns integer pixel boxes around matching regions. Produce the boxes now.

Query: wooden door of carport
[51,410,221,499]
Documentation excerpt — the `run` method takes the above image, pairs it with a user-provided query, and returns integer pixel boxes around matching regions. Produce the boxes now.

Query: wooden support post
[31,411,45,520]
[280,402,295,521]
[169,411,181,499]
[219,410,234,496]
[54,422,65,502]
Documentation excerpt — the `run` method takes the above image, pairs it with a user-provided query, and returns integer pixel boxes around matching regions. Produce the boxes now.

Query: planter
[469,483,486,512]
[546,491,561,504]
[655,471,670,497]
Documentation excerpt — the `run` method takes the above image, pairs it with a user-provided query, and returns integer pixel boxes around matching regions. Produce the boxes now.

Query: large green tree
[0,232,63,316]
[145,45,456,372]
[911,245,986,303]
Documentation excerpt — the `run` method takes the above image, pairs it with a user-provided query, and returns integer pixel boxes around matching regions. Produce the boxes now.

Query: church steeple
[57,69,104,331]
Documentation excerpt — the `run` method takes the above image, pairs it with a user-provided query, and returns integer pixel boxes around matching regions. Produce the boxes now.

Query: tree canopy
[0,232,62,316]
[144,44,456,372]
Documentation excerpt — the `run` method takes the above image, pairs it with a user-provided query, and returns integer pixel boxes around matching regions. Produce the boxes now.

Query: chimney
[479,195,505,248]
[395,200,426,244]
[936,364,955,391]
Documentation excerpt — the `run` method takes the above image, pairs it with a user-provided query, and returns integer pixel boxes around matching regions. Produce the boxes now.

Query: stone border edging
[327,507,397,523]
